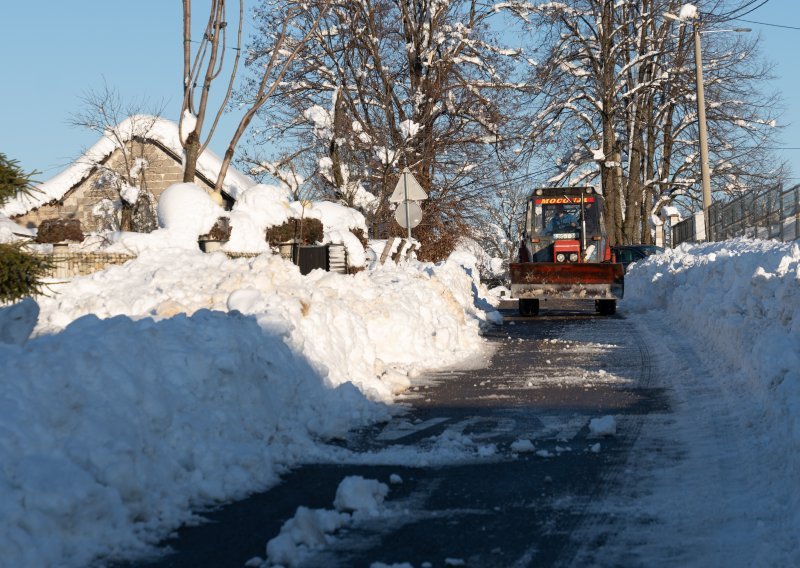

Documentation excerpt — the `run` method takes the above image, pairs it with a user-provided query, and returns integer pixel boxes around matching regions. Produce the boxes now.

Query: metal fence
[40,244,350,280]
[40,252,136,280]
[672,184,800,246]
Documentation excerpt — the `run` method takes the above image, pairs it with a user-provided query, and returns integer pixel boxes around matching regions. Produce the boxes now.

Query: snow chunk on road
[589,415,617,437]
[333,476,389,516]
[511,439,536,453]
[266,476,390,566]
[265,506,351,567]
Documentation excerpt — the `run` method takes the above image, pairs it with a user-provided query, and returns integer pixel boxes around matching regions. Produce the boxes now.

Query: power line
[726,0,771,20]
[711,0,771,23]
[732,17,800,30]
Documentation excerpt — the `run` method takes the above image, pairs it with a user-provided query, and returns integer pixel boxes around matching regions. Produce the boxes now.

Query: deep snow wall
[0,249,499,567]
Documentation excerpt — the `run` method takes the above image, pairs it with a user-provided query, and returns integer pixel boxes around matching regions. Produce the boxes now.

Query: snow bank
[0,247,497,567]
[625,239,799,396]
[623,238,800,562]
[0,309,379,566]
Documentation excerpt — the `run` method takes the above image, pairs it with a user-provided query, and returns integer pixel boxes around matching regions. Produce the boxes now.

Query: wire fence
[672,184,800,246]
[38,244,352,280]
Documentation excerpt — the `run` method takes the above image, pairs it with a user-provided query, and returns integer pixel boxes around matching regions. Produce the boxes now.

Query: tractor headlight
[569,253,579,262]
[556,253,566,262]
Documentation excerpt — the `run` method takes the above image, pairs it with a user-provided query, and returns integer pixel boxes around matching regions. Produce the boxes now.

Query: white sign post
[389,168,428,240]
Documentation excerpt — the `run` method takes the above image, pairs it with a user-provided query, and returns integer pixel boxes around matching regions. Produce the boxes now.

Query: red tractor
[509,186,624,316]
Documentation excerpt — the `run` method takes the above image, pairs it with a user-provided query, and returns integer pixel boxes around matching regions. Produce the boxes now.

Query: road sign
[389,168,428,203]
[394,201,423,229]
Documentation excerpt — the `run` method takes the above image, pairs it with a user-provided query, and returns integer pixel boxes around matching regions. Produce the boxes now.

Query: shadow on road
[122,305,671,568]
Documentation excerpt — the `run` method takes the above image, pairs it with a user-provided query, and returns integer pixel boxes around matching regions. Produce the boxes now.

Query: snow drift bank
[622,239,800,564]
[97,182,370,268]
[0,249,499,567]
[625,239,799,400]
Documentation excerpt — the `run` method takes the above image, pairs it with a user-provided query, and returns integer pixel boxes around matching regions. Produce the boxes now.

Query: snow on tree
[0,155,50,304]
[180,0,326,205]
[243,0,532,260]
[69,84,161,233]
[506,0,786,245]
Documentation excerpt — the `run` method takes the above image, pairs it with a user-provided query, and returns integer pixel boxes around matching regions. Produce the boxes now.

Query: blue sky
[2,1,799,183]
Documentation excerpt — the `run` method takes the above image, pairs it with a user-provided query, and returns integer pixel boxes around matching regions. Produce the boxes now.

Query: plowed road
[129,300,671,568]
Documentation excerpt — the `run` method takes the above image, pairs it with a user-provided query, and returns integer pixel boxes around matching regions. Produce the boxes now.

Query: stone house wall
[13,140,219,232]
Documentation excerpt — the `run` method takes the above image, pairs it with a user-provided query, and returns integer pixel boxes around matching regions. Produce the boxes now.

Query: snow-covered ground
[0,184,502,566]
[0,212,500,565]
[589,238,799,567]
[1,232,797,567]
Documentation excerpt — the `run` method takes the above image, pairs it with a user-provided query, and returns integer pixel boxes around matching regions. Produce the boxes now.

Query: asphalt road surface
[127,300,671,568]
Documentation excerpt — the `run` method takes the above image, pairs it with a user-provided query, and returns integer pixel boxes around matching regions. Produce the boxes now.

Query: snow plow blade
[509,262,624,300]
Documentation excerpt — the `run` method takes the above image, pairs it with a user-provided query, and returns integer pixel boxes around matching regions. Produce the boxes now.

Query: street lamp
[664,7,749,241]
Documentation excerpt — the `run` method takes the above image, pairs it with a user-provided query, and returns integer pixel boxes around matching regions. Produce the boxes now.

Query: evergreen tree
[0,154,51,304]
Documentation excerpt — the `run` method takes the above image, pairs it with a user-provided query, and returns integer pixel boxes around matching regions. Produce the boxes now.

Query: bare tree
[508,0,786,245]
[474,181,531,281]
[181,0,329,204]
[244,0,533,259]
[69,83,165,232]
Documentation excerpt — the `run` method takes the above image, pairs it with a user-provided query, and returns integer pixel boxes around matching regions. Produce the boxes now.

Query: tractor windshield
[531,196,601,239]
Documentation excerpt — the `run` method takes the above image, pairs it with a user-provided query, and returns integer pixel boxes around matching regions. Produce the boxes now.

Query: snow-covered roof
[0,213,35,243]
[0,115,256,217]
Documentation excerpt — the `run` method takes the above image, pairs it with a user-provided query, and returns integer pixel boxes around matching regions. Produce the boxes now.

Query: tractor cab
[520,186,611,265]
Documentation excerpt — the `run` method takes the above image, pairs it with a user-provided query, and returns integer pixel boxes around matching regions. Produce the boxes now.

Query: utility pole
[693,21,712,241]
[664,9,751,242]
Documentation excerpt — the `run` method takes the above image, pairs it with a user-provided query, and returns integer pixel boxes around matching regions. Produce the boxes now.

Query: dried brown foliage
[35,219,84,244]
[200,218,232,241]
[350,228,368,249]
[265,218,324,245]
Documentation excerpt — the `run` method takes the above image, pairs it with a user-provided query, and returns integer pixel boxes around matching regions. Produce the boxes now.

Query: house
[2,116,254,232]
[2,116,372,273]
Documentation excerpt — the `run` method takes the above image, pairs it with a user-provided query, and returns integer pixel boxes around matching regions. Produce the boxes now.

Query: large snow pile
[79,181,370,268]
[0,245,498,566]
[157,182,224,246]
[226,184,369,266]
[625,239,798,394]
[622,238,800,564]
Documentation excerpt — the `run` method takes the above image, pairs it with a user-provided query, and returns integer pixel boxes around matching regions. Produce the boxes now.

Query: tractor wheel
[596,299,616,316]
[519,299,540,317]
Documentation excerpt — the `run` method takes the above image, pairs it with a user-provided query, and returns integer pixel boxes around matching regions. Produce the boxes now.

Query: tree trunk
[183,130,200,183]
[120,204,134,232]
